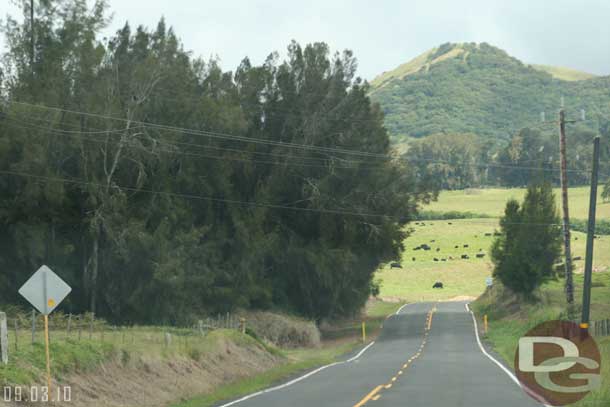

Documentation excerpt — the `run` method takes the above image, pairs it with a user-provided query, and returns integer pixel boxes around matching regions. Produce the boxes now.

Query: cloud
[1,0,609,79]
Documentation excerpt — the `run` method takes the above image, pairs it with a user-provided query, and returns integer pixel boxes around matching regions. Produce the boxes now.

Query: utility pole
[581,136,601,331]
[559,109,574,305]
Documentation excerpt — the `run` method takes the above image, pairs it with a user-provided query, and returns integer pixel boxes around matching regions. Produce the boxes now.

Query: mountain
[369,42,610,142]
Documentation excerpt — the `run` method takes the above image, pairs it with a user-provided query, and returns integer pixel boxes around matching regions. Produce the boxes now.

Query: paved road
[219,302,542,407]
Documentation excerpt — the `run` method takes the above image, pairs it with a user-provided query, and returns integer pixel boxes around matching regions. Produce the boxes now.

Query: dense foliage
[370,42,610,142]
[405,126,610,189]
[0,0,433,323]
[491,181,562,296]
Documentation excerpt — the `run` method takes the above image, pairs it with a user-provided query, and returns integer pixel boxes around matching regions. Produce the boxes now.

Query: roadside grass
[426,186,610,220]
[0,328,261,387]
[472,273,610,407]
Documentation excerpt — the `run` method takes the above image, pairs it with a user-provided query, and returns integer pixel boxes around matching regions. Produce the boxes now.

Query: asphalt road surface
[218,301,543,407]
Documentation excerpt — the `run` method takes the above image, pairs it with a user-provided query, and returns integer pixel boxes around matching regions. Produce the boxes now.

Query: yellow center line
[351,304,438,407]
[353,385,383,407]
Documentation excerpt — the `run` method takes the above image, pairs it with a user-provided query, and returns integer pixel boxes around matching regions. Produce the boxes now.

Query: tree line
[0,0,433,324]
[405,126,610,190]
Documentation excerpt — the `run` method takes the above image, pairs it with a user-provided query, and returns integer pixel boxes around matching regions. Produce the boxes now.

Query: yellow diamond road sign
[18,265,71,315]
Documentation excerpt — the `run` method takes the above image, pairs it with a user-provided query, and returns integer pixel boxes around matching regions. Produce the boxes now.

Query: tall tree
[491,180,561,297]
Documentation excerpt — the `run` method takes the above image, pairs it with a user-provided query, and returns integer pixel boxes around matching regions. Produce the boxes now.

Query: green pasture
[426,186,610,219]
[376,215,610,301]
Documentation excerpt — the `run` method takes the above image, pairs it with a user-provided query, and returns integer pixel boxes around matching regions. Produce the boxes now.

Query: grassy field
[376,218,609,301]
[426,186,610,219]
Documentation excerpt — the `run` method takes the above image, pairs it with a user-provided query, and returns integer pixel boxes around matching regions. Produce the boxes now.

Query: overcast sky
[2,0,610,79]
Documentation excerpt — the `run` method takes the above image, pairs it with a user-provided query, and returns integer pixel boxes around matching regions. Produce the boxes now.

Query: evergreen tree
[491,181,561,296]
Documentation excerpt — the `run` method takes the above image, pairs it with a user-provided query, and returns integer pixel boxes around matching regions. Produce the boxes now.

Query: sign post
[18,265,71,395]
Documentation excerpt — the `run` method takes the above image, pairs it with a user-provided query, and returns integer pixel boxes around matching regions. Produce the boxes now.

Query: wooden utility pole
[559,109,574,305]
[581,137,601,331]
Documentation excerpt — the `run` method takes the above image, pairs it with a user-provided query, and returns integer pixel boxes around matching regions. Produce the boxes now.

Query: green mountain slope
[369,42,610,142]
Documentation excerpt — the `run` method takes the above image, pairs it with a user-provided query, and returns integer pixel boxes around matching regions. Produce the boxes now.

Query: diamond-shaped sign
[18,265,71,315]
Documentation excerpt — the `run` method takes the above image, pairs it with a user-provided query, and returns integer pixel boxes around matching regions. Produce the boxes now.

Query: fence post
[14,319,19,351]
[89,314,94,340]
[31,309,36,345]
[240,318,246,334]
[1,312,8,364]
[164,333,171,348]
[198,320,204,335]
[67,313,72,337]
[78,317,82,341]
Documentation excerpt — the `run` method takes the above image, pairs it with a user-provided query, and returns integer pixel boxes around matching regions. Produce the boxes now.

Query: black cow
[432,282,444,289]
[390,262,402,269]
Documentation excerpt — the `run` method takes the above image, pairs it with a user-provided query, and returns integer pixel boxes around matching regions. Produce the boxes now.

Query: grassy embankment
[472,273,610,407]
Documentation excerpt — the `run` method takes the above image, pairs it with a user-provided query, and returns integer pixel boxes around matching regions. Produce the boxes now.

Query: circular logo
[514,320,601,406]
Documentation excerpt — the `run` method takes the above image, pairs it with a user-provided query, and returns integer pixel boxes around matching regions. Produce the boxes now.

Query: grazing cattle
[461,254,469,259]
[494,232,502,236]
[463,244,469,248]
[448,222,453,225]
[414,246,422,251]
[476,253,485,258]
[412,257,416,261]
[430,239,436,242]
[390,262,402,269]
[454,245,459,249]
[441,258,447,262]
[484,233,492,237]
[421,244,431,251]
[432,282,444,289]
[449,256,454,260]
[433,258,439,262]
[573,256,582,261]
[436,248,440,252]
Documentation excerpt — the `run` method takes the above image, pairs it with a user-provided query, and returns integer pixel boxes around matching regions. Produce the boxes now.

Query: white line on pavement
[217,341,376,406]
[465,303,551,407]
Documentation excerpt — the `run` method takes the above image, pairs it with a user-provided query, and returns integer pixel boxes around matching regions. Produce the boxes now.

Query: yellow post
[43,315,51,394]
[484,314,488,335]
[361,321,366,343]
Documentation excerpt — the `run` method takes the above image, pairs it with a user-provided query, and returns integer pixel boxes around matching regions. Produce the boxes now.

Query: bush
[239,311,320,348]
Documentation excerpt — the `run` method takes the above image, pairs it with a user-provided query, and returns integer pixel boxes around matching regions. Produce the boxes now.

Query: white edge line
[465,303,552,407]
[395,301,417,315]
[217,340,376,406]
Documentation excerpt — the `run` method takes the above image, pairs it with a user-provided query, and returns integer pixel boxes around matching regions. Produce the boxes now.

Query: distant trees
[491,181,562,296]
[405,133,482,189]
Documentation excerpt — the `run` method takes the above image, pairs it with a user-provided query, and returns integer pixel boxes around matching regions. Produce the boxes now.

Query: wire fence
[592,319,610,337]
[0,310,246,364]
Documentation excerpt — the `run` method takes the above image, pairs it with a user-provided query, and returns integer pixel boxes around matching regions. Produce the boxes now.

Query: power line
[1,168,599,229]
[8,112,604,177]
[5,101,603,175]
[8,100,393,159]
[0,169,395,220]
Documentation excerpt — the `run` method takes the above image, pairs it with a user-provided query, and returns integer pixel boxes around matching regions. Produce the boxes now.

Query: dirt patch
[2,332,281,407]
[439,295,477,302]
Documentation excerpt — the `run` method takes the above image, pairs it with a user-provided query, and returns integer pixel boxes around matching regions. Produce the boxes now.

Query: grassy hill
[369,42,610,142]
